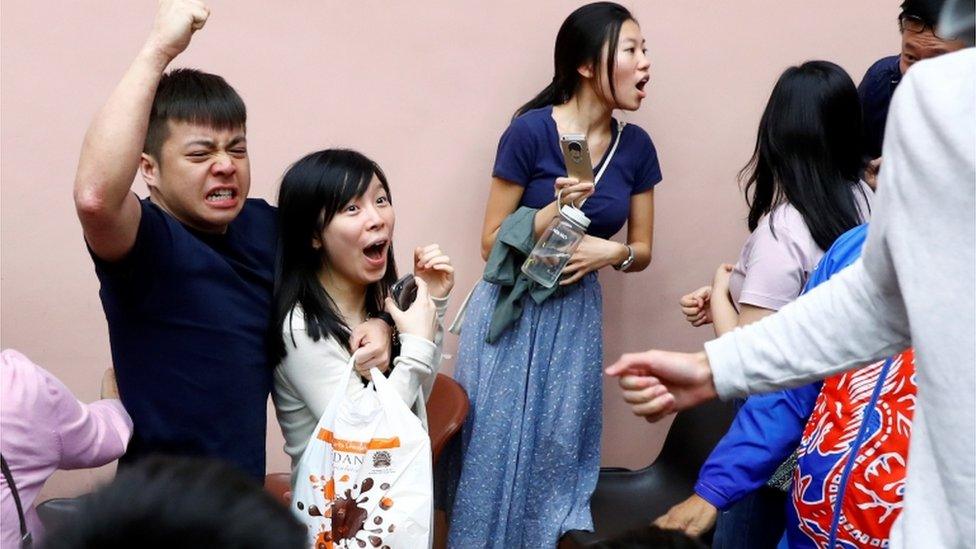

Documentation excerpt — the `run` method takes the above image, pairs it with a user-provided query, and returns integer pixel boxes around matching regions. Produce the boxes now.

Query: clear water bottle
[521,205,591,288]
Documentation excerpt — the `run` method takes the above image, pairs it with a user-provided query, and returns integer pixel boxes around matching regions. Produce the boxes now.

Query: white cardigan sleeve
[390,295,449,421]
[277,310,358,423]
[278,297,448,425]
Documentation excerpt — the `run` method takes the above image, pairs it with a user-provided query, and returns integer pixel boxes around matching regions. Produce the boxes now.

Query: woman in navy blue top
[441,3,662,547]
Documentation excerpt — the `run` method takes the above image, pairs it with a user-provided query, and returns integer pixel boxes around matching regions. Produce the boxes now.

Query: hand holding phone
[385,277,437,341]
[391,274,419,311]
[554,177,595,208]
[560,133,595,184]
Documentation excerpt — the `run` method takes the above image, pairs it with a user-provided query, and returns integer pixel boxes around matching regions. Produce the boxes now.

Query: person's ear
[577,62,595,79]
[140,153,160,191]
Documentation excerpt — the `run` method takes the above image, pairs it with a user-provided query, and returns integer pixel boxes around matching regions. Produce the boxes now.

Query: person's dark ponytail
[513,2,633,120]
[514,79,562,120]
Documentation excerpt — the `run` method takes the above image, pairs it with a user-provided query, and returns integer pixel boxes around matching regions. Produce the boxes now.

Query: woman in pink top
[0,349,132,547]
[656,61,873,546]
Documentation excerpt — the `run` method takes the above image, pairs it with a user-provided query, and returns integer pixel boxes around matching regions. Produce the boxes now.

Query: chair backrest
[560,398,738,547]
[36,497,85,533]
[655,398,737,478]
[425,373,470,465]
[264,472,292,507]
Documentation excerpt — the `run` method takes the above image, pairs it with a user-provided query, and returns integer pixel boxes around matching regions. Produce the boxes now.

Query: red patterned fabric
[789,349,916,548]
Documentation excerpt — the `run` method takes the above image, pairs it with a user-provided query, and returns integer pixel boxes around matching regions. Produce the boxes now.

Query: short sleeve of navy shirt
[90,198,277,480]
[492,105,663,240]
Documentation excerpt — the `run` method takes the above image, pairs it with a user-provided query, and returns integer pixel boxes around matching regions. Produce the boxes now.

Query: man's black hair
[900,0,947,28]
[44,456,304,549]
[143,68,247,162]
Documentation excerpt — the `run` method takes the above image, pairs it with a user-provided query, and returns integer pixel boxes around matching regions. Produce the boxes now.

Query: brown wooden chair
[426,373,470,466]
[426,373,469,549]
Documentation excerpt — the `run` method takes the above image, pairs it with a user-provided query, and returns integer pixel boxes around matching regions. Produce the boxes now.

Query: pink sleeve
[40,370,134,470]
[737,223,809,312]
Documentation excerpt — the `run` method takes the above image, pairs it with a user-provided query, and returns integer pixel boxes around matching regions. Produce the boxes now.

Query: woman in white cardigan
[270,149,453,473]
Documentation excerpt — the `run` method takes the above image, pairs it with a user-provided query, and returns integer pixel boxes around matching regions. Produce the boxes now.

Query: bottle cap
[559,205,591,230]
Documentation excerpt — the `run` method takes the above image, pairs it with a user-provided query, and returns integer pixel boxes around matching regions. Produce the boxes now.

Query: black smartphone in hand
[391,274,418,310]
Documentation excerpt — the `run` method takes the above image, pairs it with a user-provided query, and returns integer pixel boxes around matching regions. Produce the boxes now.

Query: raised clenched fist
[145,0,211,62]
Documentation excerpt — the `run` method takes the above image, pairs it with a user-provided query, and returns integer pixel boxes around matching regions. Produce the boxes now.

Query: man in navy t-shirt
[73,0,274,480]
[859,0,965,176]
[73,1,390,480]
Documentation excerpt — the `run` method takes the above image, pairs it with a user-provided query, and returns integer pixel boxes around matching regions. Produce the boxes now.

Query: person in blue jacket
[655,224,917,549]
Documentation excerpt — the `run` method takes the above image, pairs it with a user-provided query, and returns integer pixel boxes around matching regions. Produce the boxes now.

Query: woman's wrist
[397,327,435,341]
[365,313,400,347]
[709,288,731,313]
[431,294,450,317]
[533,202,562,239]
[709,291,738,336]
[398,332,438,349]
[612,242,634,270]
[595,239,628,269]
[368,311,396,329]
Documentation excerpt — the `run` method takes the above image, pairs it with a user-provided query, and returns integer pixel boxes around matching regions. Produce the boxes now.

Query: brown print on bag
[303,476,337,519]
[323,476,401,548]
[331,488,369,542]
[314,526,334,549]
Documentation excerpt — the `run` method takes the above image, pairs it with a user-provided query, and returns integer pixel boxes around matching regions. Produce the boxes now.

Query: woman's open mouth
[363,239,389,266]
[635,76,649,98]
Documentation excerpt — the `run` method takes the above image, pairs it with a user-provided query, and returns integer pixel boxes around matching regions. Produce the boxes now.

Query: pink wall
[1,1,896,500]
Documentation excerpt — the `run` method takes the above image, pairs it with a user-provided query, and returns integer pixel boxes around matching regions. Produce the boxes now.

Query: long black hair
[740,61,868,251]
[271,149,398,362]
[514,2,635,119]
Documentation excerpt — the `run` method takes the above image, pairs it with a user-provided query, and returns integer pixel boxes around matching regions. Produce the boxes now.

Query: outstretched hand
[605,349,718,422]
[653,494,718,537]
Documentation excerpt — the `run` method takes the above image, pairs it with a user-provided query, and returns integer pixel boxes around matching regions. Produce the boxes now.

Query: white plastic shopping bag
[291,355,433,548]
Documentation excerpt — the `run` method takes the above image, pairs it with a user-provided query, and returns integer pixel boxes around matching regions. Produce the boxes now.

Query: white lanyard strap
[593,120,625,185]
[580,120,625,207]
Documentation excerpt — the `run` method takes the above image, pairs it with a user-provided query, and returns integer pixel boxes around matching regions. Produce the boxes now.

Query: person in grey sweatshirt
[606,6,975,549]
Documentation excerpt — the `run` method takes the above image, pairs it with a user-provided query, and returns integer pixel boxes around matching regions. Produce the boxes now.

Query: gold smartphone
[559,133,595,183]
